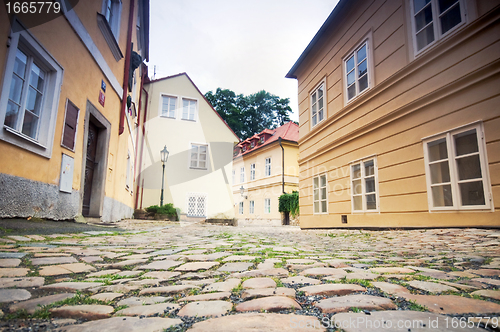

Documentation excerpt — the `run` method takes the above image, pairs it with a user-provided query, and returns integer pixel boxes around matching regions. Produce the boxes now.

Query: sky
[148,0,340,121]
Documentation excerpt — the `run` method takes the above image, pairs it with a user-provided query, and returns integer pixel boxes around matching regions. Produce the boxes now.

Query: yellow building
[233,122,299,226]
[136,73,239,221]
[286,0,500,228]
[0,0,149,222]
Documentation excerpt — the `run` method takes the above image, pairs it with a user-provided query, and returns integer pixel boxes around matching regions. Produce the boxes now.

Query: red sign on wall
[98,90,105,107]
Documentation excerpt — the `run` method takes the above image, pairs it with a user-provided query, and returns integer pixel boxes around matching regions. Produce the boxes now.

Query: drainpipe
[278,137,284,194]
[119,0,135,135]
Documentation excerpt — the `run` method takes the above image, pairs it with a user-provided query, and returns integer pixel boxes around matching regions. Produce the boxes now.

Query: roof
[145,73,240,141]
[286,0,348,79]
[234,122,299,158]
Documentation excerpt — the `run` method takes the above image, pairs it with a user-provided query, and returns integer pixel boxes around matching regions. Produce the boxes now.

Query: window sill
[97,13,123,61]
[181,118,196,122]
[190,167,207,170]
[4,125,47,149]
[160,115,176,119]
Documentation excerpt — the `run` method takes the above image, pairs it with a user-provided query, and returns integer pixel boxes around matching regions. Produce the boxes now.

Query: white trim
[265,157,272,177]
[0,20,63,159]
[181,97,198,122]
[309,78,326,129]
[423,122,492,212]
[264,198,271,214]
[249,200,255,214]
[343,32,374,105]
[313,173,329,215]
[421,120,482,141]
[159,93,178,119]
[409,0,467,56]
[61,2,123,98]
[188,142,209,170]
[239,201,244,215]
[240,166,245,183]
[350,156,380,213]
[250,163,256,181]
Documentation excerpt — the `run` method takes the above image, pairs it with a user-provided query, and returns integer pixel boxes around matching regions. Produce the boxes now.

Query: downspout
[119,0,135,135]
[135,85,148,209]
[133,65,146,208]
[278,137,284,194]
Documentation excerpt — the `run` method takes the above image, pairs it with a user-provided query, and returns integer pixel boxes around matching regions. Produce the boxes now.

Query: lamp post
[160,145,169,206]
[239,185,247,199]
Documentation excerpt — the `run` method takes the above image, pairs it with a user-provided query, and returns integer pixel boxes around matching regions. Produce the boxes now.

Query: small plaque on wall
[59,154,74,193]
[99,90,105,107]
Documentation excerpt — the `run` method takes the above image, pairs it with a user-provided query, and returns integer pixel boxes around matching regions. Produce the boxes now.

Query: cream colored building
[136,73,239,220]
[0,0,149,222]
[286,0,500,228]
[233,122,299,226]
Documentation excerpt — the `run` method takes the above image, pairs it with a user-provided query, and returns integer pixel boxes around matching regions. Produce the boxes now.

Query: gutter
[119,0,136,135]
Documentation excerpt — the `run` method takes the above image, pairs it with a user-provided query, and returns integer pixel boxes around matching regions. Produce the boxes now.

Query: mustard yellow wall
[233,141,299,221]
[293,0,500,228]
[0,0,145,219]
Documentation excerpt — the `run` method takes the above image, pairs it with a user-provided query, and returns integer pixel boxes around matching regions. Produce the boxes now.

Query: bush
[278,191,299,217]
[145,203,178,220]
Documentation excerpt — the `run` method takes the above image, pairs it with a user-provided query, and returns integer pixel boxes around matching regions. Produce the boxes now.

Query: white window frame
[310,79,326,128]
[422,122,492,211]
[240,167,245,183]
[0,20,63,159]
[249,200,255,214]
[410,0,466,56]
[160,94,177,119]
[189,143,208,170]
[313,173,328,214]
[102,0,122,40]
[265,158,272,177]
[250,163,256,181]
[264,198,271,214]
[350,156,379,213]
[239,201,244,215]
[343,36,372,104]
[181,98,197,121]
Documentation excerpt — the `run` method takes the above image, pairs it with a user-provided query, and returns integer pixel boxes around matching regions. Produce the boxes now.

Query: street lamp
[160,145,169,206]
[239,185,247,199]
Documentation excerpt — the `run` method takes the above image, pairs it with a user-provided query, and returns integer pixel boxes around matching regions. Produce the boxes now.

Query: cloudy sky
[148,0,340,121]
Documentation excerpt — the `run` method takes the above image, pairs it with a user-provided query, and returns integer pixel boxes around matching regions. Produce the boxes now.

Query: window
[187,193,207,217]
[161,95,176,118]
[351,158,379,212]
[310,82,325,127]
[0,24,64,158]
[240,167,245,183]
[242,146,246,152]
[345,41,370,102]
[250,163,256,181]
[313,174,328,214]
[423,123,491,210]
[190,143,208,169]
[104,0,122,39]
[260,136,265,144]
[264,198,271,214]
[182,98,196,121]
[249,200,255,214]
[250,141,255,148]
[239,201,244,215]
[61,100,79,151]
[265,158,271,177]
[411,0,465,53]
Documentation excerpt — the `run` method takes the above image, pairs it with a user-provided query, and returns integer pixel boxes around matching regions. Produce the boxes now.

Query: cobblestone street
[0,220,499,331]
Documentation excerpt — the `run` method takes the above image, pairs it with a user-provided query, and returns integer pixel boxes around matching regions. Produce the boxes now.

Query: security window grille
[5,48,46,140]
[345,41,369,101]
[265,158,271,177]
[187,193,207,217]
[249,200,255,214]
[190,144,207,169]
[351,158,379,212]
[313,174,328,214]
[264,198,271,214]
[182,98,196,121]
[423,124,491,210]
[412,0,464,52]
[162,96,176,118]
[250,163,256,180]
[310,83,324,127]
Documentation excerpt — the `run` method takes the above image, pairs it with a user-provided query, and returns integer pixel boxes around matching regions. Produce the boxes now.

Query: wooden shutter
[62,101,79,150]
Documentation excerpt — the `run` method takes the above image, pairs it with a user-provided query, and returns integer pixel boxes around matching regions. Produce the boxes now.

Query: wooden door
[82,122,98,216]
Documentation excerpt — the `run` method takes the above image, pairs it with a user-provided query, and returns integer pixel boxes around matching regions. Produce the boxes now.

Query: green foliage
[278,191,299,217]
[145,203,178,220]
[205,88,292,139]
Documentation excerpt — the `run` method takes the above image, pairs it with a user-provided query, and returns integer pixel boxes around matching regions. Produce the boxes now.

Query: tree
[205,88,292,139]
